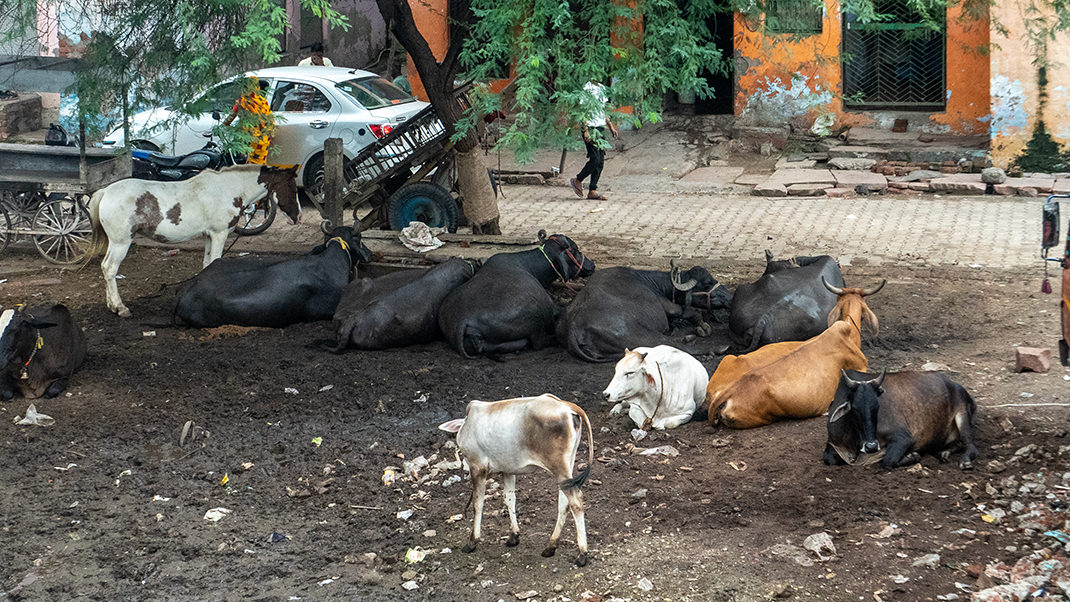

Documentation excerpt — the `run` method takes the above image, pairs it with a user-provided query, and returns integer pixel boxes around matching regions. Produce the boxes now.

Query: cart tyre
[31,197,92,264]
[387,182,458,233]
[233,197,277,236]
[0,205,11,255]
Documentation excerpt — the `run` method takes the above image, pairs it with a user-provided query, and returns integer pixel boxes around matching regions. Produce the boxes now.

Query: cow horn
[320,219,332,235]
[841,369,861,389]
[670,259,698,291]
[537,229,548,244]
[870,368,887,387]
[764,249,774,263]
[821,276,845,295]
[862,279,887,297]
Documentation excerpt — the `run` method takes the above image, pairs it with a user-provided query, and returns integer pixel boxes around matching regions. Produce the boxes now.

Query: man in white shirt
[570,81,618,200]
[298,43,334,67]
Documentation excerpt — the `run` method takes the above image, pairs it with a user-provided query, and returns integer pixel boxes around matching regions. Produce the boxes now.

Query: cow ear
[438,418,465,433]
[828,402,851,424]
[623,348,630,354]
[537,230,548,244]
[862,306,880,337]
[876,386,885,396]
[638,352,648,361]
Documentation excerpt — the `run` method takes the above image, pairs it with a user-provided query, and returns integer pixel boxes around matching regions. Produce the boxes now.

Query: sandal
[587,192,608,200]
[570,177,584,198]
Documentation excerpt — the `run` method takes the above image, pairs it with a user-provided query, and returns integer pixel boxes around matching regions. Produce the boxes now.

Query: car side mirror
[212,110,222,121]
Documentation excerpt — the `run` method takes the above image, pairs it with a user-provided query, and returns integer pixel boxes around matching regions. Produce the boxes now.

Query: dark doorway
[695,8,735,115]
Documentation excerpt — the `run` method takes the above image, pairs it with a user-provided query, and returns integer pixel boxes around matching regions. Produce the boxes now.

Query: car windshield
[336,77,415,110]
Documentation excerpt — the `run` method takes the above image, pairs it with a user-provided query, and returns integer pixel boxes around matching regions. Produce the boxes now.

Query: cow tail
[459,324,480,359]
[955,382,978,426]
[80,189,109,266]
[568,330,605,363]
[560,404,594,491]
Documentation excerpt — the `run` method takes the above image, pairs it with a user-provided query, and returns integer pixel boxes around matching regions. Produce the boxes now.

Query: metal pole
[324,137,344,230]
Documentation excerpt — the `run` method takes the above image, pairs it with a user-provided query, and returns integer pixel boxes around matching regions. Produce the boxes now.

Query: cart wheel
[1,190,43,227]
[387,182,458,233]
[32,197,93,264]
[233,197,277,236]
[0,204,11,255]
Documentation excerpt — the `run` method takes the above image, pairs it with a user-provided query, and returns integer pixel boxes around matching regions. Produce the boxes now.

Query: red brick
[1015,347,1051,373]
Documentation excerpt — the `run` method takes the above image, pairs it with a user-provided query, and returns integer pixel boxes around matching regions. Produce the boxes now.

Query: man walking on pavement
[571,80,618,200]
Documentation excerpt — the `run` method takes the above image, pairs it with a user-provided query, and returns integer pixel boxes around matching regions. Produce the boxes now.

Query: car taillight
[369,124,394,138]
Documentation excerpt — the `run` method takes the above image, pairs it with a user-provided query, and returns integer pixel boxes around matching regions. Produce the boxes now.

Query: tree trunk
[455,147,500,233]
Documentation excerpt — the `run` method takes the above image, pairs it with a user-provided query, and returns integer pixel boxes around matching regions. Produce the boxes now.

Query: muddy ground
[1,243,1069,602]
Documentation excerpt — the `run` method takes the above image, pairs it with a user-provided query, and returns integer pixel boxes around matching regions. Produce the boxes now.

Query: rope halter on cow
[537,231,587,290]
[641,361,666,431]
[2,306,45,381]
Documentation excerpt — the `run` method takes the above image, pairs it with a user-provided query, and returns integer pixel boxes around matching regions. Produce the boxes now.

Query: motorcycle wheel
[233,197,276,236]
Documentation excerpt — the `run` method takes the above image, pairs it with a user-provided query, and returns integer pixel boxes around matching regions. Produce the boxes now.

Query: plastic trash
[203,508,231,522]
[639,445,679,457]
[14,404,55,427]
[803,532,836,560]
[405,548,427,563]
[810,113,835,137]
[399,221,445,252]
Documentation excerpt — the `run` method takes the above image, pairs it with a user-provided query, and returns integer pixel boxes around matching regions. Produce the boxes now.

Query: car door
[267,79,340,168]
[170,79,249,154]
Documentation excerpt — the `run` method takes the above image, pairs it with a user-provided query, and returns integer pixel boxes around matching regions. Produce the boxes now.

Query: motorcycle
[130,123,276,235]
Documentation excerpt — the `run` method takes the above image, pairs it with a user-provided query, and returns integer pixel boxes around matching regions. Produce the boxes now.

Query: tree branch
[375,0,438,78]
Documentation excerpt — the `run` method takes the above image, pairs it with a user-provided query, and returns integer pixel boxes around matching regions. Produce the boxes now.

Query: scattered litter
[311,437,323,448]
[422,529,436,538]
[446,514,463,523]
[382,469,397,486]
[14,404,55,427]
[441,548,451,554]
[220,473,229,486]
[921,361,951,372]
[163,249,180,256]
[632,488,648,499]
[869,524,900,539]
[412,393,428,403]
[631,428,648,442]
[142,330,156,337]
[912,553,941,569]
[401,580,419,591]
[241,462,255,470]
[284,387,299,395]
[203,507,231,522]
[268,532,290,543]
[286,486,311,498]
[152,495,171,502]
[155,513,164,522]
[399,221,445,252]
[397,509,414,521]
[590,207,604,213]
[766,543,814,567]
[891,575,910,584]
[803,532,836,561]
[114,469,132,486]
[405,548,427,563]
[729,460,747,472]
[318,385,334,392]
[116,274,126,279]
[317,578,334,586]
[1020,392,1035,398]
[515,590,539,600]
[637,577,653,592]
[639,445,679,457]
[403,456,429,478]
[1044,530,1070,544]
[442,475,461,488]
[54,463,77,471]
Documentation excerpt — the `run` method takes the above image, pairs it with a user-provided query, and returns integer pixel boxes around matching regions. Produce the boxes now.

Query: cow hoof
[461,542,477,554]
[116,307,132,319]
[505,533,519,547]
[902,452,921,465]
[541,546,557,558]
[960,458,974,470]
[682,334,697,344]
[574,553,588,567]
[697,323,712,337]
[939,450,952,463]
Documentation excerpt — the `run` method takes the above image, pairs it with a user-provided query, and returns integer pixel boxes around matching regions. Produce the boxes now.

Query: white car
[102,66,429,190]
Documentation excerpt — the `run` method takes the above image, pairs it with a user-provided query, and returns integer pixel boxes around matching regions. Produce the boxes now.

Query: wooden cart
[0,142,131,264]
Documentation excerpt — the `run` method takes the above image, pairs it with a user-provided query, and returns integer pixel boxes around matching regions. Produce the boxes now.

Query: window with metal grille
[766,0,824,35]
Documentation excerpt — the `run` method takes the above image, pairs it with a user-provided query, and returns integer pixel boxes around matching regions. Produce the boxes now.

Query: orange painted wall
[734,1,989,135]
[404,0,449,102]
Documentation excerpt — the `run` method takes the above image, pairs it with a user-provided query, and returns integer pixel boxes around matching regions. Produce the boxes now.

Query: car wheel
[387,182,458,233]
[303,153,324,195]
[130,140,160,152]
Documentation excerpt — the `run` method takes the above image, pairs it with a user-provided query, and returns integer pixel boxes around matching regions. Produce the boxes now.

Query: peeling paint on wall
[989,75,1029,138]
[739,74,834,127]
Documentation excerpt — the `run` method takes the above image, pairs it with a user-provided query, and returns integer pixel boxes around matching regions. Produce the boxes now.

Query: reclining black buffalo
[555,260,733,362]
[438,230,594,358]
[175,224,373,328]
[728,251,845,351]
[1,304,87,400]
[333,257,480,350]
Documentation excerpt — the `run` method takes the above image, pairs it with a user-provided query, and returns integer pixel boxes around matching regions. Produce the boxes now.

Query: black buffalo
[1,304,87,400]
[555,261,732,362]
[439,231,594,358]
[824,369,979,470]
[333,257,480,350]
[175,225,373,328]
[728,252,845,351]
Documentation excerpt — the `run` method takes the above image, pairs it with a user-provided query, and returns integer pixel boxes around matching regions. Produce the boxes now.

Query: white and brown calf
[438,394,594,566]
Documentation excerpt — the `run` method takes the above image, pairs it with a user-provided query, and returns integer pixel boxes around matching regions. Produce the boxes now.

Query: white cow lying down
[438,393,594,566]
[603,345,709,430]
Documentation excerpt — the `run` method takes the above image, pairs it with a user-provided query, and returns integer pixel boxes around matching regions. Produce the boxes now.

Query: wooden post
[324,137,344,231]
[558,148,567,176]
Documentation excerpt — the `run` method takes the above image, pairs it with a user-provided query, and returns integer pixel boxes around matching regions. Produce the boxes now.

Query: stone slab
[681,166,746,183]
[763,168,836,186]
[775,157,818,169]
[1055,179,1070,194]
[824,187,855,198]
[735,173,770,186]
[925,173,983,183]
[787,183,833,196]
[929,178,986,194]
[828,146,890,160]
[829,157,877,171]
[753,183,787,197]
[833,170,888,189]
[1000,177,1056,193]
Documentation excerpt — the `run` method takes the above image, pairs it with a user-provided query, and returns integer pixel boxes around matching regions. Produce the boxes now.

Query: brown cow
[705,278,883,423]
[711,320,869,428]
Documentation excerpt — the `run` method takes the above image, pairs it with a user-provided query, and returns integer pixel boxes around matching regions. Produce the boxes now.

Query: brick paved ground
[496,185,1042,270]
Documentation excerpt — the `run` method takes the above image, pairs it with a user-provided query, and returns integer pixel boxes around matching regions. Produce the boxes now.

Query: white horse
[87,165,300,317]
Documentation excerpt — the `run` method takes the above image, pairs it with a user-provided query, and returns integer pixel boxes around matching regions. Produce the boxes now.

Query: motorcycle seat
[144,151,184,167]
